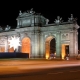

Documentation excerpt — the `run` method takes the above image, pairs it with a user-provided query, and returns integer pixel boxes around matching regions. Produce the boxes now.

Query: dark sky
[0,1,80,48]
[0,1,80,26]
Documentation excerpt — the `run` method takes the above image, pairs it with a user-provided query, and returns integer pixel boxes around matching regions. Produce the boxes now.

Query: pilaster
[69,31,75,57]
[39,33,45,58]
[56,31,61,58]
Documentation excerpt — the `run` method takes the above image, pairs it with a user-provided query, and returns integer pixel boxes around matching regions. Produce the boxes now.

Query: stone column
[69,30,78,58]
[17,20,19,28]
[18,33,22,52]
[37,32,41,58]
[16,20,21,28]
[5,36,8,52]
[16,34,21,52]
[30,32,36,58]
[74,30,78,56]
[76,31,78,55]
[34,31,43,58]
[34,33,39,58]
[39,33,45,58]
[69,31,74,57]
[31,16,35,27]
[56,32,61,58]
[31,26,42,58]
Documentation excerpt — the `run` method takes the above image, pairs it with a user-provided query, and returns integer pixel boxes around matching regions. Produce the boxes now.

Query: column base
[56,55,62,59]
[30,54,44,58]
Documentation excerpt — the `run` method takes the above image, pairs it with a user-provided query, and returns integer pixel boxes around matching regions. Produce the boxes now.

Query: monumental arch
[0,9,79,59]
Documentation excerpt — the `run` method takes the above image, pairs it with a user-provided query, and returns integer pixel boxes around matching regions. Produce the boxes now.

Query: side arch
[21,37,31,58]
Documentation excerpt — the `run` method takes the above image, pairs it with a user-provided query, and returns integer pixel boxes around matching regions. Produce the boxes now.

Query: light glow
[61,44,69,59]
[61,44,65,59]
[46,54,49,59]
[8,36,21,50]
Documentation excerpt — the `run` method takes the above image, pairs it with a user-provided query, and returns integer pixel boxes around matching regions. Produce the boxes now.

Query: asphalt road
[0,66,80,80]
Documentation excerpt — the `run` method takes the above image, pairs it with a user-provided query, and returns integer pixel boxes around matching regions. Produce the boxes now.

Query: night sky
[0,1,80,48]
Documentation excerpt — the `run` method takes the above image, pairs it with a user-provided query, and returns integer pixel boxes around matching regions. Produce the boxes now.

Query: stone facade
[0,9,79,59]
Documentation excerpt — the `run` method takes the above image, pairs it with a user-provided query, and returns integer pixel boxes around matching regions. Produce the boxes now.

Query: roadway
[1,66,80,80]
[0,59,80,80]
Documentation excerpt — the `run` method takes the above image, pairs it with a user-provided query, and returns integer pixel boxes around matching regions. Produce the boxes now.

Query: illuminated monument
[0,8,79,59]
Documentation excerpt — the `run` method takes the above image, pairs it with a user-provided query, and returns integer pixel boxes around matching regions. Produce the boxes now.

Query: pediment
[17,12,33,19]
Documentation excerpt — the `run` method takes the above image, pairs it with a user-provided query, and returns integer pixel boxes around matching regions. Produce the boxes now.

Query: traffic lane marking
[48,72,63,74]
[48,70,80,75]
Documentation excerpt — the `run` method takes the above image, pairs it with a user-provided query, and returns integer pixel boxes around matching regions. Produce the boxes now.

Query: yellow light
[61,44,69,60]
[62,56,65,59]
[46,54,49,59]
[61,44,66,59]
[21,37,31,58]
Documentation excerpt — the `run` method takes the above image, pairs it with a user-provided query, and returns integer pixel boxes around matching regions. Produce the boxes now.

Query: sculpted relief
[61,33,69,40]
[0,38,6,45]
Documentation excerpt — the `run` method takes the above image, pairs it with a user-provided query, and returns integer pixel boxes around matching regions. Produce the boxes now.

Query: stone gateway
[0,9,79,59]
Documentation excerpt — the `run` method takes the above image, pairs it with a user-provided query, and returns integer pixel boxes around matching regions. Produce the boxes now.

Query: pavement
[0,58,80,75]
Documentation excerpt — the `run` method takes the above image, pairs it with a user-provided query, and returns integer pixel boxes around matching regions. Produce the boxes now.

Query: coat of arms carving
[61,33,69,40]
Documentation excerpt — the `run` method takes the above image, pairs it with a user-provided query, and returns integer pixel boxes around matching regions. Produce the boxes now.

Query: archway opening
[61,44,69,59]
[21,37,31,58]
[50,38,56,54]
[45,36,56,59]
[0,46,5,52]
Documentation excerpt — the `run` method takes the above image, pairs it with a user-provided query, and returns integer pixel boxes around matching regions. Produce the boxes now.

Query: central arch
[45,36,56,59]
[21,37,31,58]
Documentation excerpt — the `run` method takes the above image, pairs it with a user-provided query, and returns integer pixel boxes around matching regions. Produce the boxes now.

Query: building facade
[0,9,79,59]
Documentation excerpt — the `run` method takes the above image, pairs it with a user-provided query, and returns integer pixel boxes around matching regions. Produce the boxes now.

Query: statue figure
[71,14,74,20]
[46,19,49,25]
[29,8,35,14]
[30,8,33,13]
[68,14,74,22]
[68,14,78,23]
[27,10,29,13]
[54,16,62,24]
[19,10,22,15]
[5,25,11,31]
